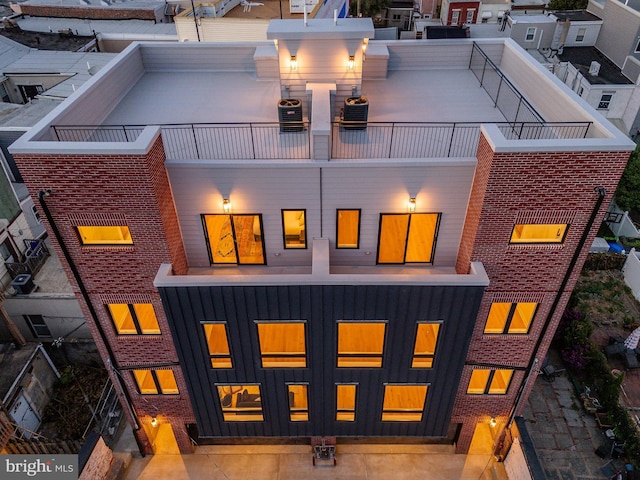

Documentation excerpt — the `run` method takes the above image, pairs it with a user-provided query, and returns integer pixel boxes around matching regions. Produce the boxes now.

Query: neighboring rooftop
[552,10,602,22]
[0,343,40,401]
[14,15,178,37]
[558,46,633,85]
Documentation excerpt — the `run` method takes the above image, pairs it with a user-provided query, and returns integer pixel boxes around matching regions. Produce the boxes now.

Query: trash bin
[278,99,303,132]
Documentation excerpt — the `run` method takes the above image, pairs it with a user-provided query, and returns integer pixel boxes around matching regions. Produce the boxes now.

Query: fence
[52,123,311,160]
[470,42,543,124]
[330,121,591,159]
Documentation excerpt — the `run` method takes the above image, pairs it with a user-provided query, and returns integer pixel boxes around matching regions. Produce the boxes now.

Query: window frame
[255,320,307,368]
[411,322,441,368]
[381,383,429,422]
[132,369,179,395]
[107,303,161,335]
[201,213,266,265]
[202,321,233,368]
[336,209,361,249]
[467,368,514,395]
[509,223,569,244]
[484,302,537,335]
[337,320,387,368]
[281,209,307,250]
[287,383,310,422]
[25,314,52,338]
[466,9,475,24]
[75,226,133,246]
[376,212,441,264]
[576,27,586,42]
[216,384,265,422]
[336,383,357,422]
[525,27,536,42]
[451,9,460,25]
[598,92,614,110]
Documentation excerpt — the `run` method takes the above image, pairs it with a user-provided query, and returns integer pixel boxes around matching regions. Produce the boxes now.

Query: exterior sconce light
[290,55,297,71]
[348,55,355,70]
[223,198,231,213]
[408,197,416,212]
[151,417,158,427]
[489,417,497,428]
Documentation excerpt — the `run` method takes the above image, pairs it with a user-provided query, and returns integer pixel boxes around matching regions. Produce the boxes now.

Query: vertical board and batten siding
[159,283,485,438]
[166,165,320,267]
[321,164,475,267]
[52,47,145,130]
[597,0,640,67]
[139,43,262,72]
[198,19,271,42]
[498,44,599,127]
[165,162,475,268]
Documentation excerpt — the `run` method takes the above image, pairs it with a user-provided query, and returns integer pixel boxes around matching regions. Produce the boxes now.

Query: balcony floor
[103,68,507,126]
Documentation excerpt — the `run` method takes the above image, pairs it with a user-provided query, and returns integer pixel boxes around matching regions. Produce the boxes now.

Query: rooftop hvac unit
[12,274,35,295]
[589,61,601,76]
[342,96,369,130]
[278,99,303,132]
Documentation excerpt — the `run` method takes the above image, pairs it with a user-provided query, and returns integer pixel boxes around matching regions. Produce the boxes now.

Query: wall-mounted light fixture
[348,55,355,70]
[223,198,231,213]
[489,417,497,428]
[408,197,416,212]
[290,55,297,71]
[151,417,158,427]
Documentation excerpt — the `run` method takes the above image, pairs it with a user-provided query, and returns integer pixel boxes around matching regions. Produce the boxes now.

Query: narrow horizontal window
[77,226,132,245]
[217,385,264,421]
[510,224,568,244]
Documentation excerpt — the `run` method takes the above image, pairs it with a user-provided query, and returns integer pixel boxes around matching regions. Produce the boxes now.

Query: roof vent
[589,61,601,76]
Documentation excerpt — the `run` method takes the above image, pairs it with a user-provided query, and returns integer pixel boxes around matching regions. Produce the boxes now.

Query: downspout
[37,189,146,456]
[507,186,607,429]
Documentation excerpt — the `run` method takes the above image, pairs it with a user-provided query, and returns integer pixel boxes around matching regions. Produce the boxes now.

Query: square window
[216,384,264,421]
[257,322,306,368]
[338,322,386,367]
[598,93,614,110]
[381,384,428,421]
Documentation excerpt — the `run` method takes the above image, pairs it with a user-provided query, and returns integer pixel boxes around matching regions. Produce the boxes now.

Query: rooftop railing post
[250,124,256,159]
[480,57,487,87]
[514,97,522,124]
[123,125,128,142]
[388,123,395,158]
[447,123,456,157]
[518,122,525,139]
[494,76,502,108]
[583,122,591,138]
[191,125,201,159]
[52,126,60,141]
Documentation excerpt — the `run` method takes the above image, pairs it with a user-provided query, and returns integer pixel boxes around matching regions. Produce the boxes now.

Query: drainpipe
[506,186,607,429]
[37,189,146,457]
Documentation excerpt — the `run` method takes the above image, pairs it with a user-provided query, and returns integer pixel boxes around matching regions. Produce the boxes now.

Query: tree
[614,146,640,212]
[349,0,392,18]
[547,0,588,10]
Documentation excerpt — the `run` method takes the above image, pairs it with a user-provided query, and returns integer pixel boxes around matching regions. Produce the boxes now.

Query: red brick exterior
[446,1,479,25]
[13,135,193,454]
[452,133,631,453]
[19,5,160,21]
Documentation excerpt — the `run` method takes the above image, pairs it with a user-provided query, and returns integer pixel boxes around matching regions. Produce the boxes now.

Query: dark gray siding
[159,283,484,439]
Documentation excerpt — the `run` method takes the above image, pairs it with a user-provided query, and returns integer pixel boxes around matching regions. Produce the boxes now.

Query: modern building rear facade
[9,18,635,455]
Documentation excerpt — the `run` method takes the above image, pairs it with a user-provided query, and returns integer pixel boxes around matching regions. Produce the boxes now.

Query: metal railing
[5,239,50,278]
[330,121,591,159]
[470,42,544,124]
[51,122,311,160]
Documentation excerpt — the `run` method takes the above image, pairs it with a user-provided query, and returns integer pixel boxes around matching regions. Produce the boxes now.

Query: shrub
[583,253,626,271]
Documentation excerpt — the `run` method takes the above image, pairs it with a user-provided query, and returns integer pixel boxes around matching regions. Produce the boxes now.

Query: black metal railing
[330,121,591,159]
[51,122,311,160]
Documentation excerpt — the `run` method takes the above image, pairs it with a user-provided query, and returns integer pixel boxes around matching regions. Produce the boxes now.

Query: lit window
[412,323,440,368]
[484,302,537,334]
[216,385,264,421]
[525,27,536,42]
[203,323,232,368]
[282,210,307,249]
[257,322,306,368]
[510,224,568,244]
[133,369,179,395]
[336,209,361,249]
[336,384,357,421]
[108,303,160,335]
[576,27,586,42]
[377,213,440,264]
[338,322,386,367]
[202,214,265,265]
[287,384,309,421]
[77,226,132,245]
[381,384,428,421]
[467,368,513,395]
[598,92,614,110]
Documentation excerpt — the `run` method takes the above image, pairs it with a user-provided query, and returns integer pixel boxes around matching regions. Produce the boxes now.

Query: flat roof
[558,46,633,85]
[553,10,602,21]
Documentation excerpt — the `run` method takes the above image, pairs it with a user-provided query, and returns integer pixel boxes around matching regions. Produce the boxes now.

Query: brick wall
[452,132,631,452]
[13,135,193,454]
[78,436,112,480]
[20,5,159,21]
